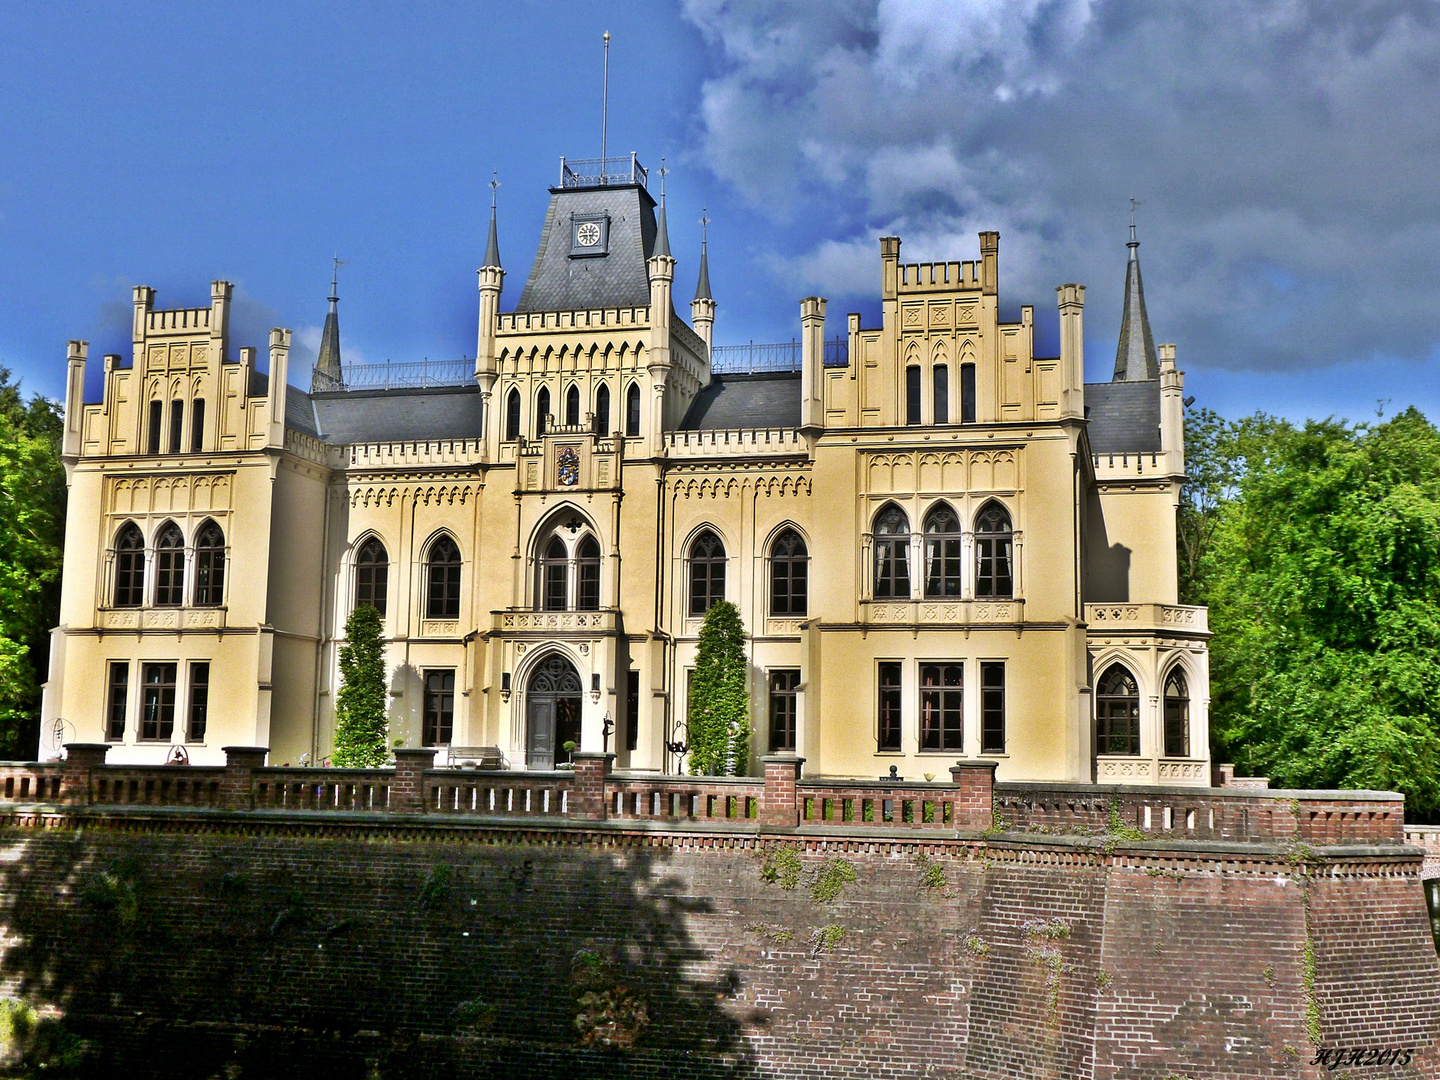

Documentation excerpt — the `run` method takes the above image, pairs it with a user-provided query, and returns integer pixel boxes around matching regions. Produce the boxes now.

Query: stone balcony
[97,607,227,632]
[861,598,1024,626]
[1084,603,1208,635]
[491,609,617,636]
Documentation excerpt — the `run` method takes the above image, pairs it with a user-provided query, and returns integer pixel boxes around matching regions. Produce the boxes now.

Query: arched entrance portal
[525,654,583,770]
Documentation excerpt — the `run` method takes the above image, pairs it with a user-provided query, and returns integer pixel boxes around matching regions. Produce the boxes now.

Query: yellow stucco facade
[41,170,1209,785]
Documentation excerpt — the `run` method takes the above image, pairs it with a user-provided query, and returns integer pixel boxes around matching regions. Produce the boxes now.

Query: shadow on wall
[388,663,419,748]
[0,831,761,1079]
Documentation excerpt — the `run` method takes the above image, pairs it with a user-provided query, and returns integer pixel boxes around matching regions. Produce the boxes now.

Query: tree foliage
[1192,406,1440,812]
[687,600,751,776]
[0,371,65,757]
[332,604,389,767]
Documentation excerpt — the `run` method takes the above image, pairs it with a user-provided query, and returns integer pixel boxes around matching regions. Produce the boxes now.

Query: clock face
[575,222,602,247]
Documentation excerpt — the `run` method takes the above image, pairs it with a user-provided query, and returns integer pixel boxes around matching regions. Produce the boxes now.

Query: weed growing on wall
[809,859,857,903]
[914,853,949,893]
[333,604,389,766]
[418,863,455,909]
[688,601,751,776]
[811,924,847,955]
[760,845,802,890]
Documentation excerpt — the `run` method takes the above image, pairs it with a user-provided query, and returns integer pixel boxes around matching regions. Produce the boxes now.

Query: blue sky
[2,1,1438,424]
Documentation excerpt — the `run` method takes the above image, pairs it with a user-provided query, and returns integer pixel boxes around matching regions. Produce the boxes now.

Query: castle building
[41,156,1209,785]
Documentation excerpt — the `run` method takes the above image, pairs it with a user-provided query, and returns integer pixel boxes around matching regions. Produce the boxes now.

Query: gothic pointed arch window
[974,501,1014,598]
[565,384,581,427]
[1096,663,1140,756]
[425,535,462,619]
[113,523,146,608]
[873,504,911,599]
[625,382,641,436]
[594,383,611,434]
[193,520,225,607]
[541,535,568,612]
[577,534,601,611]
[905,365,922,425]
[688,530,726,615]
[154,522,185,607]
[933,365,949,424]
[505,387,522,441]
[536,386,550,436]
[770,528,808,616]
[923,503,962,598]
[355,536,389,615]
[1163,667,1190,758]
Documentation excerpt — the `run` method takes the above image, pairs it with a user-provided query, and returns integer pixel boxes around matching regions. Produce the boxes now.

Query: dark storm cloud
[682,0,1440,374]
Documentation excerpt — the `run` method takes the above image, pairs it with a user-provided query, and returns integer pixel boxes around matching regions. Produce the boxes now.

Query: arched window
[153,522,185,606]
[426,535,462,619]
[541,535,568,611]
[114,523,145,608]
[191,399,205,452]
[974,502,1013,598]
[565,384,581,427]
[689,530,726,616]
[873,505,911,599]
[1096,663,1140,755]
[905,366,922,425]
[169,400,184,453]
[355,537,389,615]
[923,503,961,598]
[1164,668,1190,758]
[193,520,225,607]
[594,384,611,434]
[770,528,808,616]
[535,387,550,437]
[147,400,163,455]
[577,535,601,611]
[933,366,949,424]
[505,388,522,441]
[625,382,641,436]
[960,362,977,423]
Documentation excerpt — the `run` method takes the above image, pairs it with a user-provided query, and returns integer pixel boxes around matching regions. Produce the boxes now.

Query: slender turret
[690,209,715,357]
[1113,209,1159,382]
[311,260,344,393]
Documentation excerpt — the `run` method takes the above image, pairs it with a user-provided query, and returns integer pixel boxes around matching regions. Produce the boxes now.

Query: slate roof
[1085,379,1161,454]
[304,386,484,444]
[516,184,659,312]
[285,385,319,438]
[679,373,801,431]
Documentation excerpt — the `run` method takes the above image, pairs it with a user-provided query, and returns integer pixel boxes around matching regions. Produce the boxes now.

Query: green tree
[0,370,65,757]
[1202,407,1440,812]
[687,600,751,776]
[332,604,389,766]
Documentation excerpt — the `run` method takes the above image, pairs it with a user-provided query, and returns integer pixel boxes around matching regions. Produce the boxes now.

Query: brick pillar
[570,752,613,821]
[951,760,998,832]
[61,743,110,806]
[221,747,268,811]
[391,748,437,814]
[761,755,805,828]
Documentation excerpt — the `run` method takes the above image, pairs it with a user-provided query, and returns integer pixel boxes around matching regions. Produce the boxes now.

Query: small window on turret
[625,383,641,436]
[906,366,922,425]
[191,400,205,452]
[148,401,163,455]
[960,364,976,424]
[169,401,184,453]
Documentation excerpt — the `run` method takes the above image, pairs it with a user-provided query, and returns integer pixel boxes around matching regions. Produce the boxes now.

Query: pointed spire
[482,172,502,269]
[311,256,345,392]
[1113,199,1159,382]
[694,207,712,301]
[653,158,672,259]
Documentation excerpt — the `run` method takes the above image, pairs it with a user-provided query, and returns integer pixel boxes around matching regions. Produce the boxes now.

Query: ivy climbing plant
[333,604,389,766]
[688,600,751,776]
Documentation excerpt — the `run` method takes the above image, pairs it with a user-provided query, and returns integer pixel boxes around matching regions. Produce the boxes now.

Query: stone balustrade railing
[19,745,1410,847]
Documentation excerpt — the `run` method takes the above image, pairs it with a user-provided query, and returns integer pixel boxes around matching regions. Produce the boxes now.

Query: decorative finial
[490,170,499,209]
[700,207,709,248]
[601,32,611,168]
[1129,197,1143,245]
[659,157,668,201]
[330,254,347,304]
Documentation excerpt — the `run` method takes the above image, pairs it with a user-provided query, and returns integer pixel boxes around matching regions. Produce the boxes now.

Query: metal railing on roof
[559,154,648,190]
[315,358,473,393]
[709,337,849,374]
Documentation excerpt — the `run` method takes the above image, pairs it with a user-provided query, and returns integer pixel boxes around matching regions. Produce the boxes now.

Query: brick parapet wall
[0,805,1432,1079]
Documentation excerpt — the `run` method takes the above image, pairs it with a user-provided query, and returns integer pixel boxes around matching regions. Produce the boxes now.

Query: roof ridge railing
[710,337,849,374]
[560,153,648,190]
[315,357,473,393]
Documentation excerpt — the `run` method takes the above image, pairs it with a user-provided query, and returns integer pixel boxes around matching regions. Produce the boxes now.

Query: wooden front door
[525,654,583,770]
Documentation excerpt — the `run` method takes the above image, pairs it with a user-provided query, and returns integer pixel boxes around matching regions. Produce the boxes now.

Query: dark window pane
[626,383,641,436]
[961,363,976,423]
[191,399,205,452]
[114,524,145,608]
[188,662,209,742]
[356,537,389,616]
[154,523,185,607]
[542,535,568,611]
[626,669,640,751]
[878,661,902,751]
[923,504,962,598]
[873,506,910,599]
[577,535,601,611]
[974,503,1014,598]
[689,530,726,615]
[1164,669,1190,758]
[140,662,177,741]
[770,528,808,616]
[423,669,455,746]
[107,662,129,741]
[169,400,184,453]
[980,662,1005,753]
[595,384,610,434]
[565,384,581,426]
[1096,663,1139,755]
[505,388,521,441]
[906,366,921,425]
[919,662,963,750]
[536,387,550,436]
[148,401,163,454]
[769,669,800,752]
[933,366,948,424]
[194,521,225,606]
[426,536,462,619]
